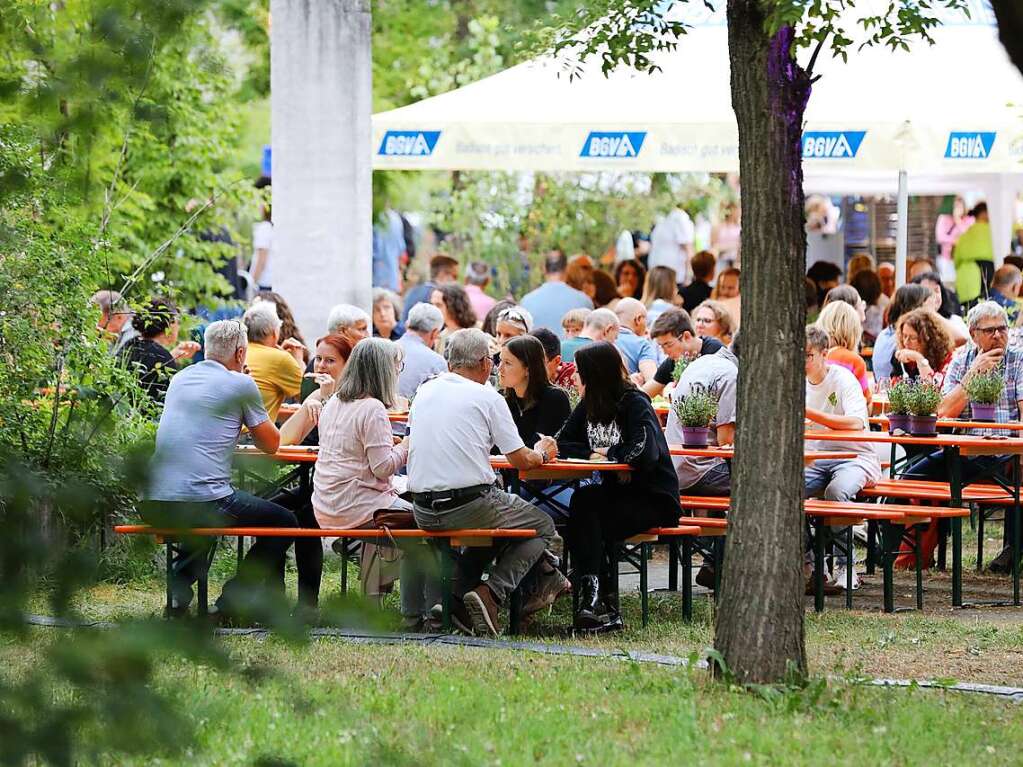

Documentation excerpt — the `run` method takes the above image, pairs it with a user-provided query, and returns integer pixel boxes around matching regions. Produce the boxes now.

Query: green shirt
[954,220,993,302]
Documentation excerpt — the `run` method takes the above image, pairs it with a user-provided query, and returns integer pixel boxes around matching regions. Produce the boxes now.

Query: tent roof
[372,2,1023,174]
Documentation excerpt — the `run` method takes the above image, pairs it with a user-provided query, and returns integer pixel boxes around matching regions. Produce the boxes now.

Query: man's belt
[411,484,492,508]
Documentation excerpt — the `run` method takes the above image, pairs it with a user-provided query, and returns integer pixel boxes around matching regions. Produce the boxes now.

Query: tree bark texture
[714,1,810,685]
[990,1,1023,77]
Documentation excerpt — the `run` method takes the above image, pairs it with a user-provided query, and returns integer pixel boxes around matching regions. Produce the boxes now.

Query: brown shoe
[521,568,572,617]
[463,584,502,637]
[804,578,843,596]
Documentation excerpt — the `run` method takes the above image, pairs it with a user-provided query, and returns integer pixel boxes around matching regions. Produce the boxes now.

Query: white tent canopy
[372,1,1023,265]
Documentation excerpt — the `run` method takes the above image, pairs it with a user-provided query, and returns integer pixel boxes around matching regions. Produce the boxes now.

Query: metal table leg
[945,446,964,608]
[682,536,693,622]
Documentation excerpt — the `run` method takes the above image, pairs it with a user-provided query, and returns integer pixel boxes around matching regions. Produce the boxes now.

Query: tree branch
[804,31,829,81]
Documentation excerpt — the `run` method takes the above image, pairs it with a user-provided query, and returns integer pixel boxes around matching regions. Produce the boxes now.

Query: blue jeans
[142,490,297,612]
[685,462,731,497]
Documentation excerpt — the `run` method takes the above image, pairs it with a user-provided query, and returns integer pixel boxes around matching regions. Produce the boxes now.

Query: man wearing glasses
[904,301,1023,573]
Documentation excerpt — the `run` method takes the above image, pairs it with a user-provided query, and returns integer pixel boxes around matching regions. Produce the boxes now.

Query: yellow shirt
[245,343,304,421]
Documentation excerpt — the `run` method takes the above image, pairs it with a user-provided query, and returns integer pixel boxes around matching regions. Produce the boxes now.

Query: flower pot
[908,414,938,437]
[970,402,997,421]
[681,426,711,447]
[887,413,910,434]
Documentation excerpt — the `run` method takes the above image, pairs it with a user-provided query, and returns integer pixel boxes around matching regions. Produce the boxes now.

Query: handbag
[372,508,417,530]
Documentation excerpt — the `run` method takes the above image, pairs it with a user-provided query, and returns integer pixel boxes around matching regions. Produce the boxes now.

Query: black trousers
[268,487,324,607]
[567,483,678,578]
[142,491,297,611]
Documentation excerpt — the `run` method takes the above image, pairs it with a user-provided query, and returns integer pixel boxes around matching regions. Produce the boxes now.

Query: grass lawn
[13,534,1022,765]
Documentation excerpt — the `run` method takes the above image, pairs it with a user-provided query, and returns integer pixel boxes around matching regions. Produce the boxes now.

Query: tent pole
[895,170,909,288]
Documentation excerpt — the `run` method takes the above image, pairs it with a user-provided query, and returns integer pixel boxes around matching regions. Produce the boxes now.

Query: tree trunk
[714,1,810,685]
[991,1,1023,76]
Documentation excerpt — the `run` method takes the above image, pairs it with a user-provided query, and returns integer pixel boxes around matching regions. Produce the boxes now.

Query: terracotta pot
[681,426,711,447]
[970,402,997,422]
[908,414,938,437]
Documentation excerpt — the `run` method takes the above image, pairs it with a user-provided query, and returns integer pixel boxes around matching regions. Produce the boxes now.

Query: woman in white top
[313,338,437,627]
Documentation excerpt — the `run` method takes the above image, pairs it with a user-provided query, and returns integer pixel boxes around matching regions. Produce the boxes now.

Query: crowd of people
[88,192,1023,635]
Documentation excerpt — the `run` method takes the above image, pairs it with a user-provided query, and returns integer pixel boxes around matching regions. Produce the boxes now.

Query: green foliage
[965,369,1005,405]
[907,381,942,417]
[887,379,914,415]
[672,355,694,383]
[673,387,719,428]
[433,171,728,296]
[558,384,581,411]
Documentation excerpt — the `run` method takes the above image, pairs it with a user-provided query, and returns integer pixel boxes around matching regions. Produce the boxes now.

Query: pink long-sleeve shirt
[312,396,408,529]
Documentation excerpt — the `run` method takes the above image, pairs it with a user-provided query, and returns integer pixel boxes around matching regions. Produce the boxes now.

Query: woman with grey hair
[311,338,437,625]
[372,287,405,341]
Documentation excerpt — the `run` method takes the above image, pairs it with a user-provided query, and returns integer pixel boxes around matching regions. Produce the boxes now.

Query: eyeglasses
[976,325,1008,337]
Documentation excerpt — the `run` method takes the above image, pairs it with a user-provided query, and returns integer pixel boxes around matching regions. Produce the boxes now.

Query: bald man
[878,262,896,299]
[614,297,658,383]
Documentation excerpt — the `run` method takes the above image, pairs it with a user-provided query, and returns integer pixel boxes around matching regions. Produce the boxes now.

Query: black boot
[574,575,608,630]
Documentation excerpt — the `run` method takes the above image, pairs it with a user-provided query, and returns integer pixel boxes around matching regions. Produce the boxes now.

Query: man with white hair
[559,307,619,364]
[905,300,1023,574]
[613,297,658,383]
[398,302,447,400]
[144,319,297,620]
[90,289,137,353]
[243,301,305,421]
[327,303,371,347]
[407,328,563,636]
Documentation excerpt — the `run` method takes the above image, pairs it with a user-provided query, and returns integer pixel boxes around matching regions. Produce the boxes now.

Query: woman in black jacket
[541,341,681,631]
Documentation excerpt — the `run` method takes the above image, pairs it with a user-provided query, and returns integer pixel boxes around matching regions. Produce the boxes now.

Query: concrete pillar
[270,0,372,344]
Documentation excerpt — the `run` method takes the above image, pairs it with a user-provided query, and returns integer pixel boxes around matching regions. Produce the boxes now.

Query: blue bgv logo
[580,131,647,158]
[945,132,996,159]
[378,131,441,157]
[802,131,866,159]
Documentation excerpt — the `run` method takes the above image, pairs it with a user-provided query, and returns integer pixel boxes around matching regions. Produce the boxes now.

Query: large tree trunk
[990,1,1023,76]
[714,1,810,685]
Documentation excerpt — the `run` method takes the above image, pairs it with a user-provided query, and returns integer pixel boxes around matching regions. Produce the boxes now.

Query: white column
[270,0,373,344]
[985,174,1021,268]
[894,170,909,288]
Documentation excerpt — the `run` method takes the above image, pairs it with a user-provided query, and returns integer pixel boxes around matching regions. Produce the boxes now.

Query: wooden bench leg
[881,523,896,613]
[682,537,693,622]
[913,525,924,611]
[813,522,826,613]
[865,519,877,576]
[976,503,985,573]
[639,543,649,628]
[667,541,679,592]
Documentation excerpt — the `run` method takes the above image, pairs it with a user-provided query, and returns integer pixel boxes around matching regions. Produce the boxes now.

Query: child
[561,308,591,339]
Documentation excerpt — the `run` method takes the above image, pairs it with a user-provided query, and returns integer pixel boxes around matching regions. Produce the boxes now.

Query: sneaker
[429,600,474,635]
[521,568,572,617]
[831,565,861,591]
[463,584,502,637]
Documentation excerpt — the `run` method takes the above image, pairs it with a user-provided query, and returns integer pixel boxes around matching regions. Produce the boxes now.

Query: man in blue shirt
[398,302,447,400]
[144,319,298,620]
[614,297,658,383]
[520,252,593,339]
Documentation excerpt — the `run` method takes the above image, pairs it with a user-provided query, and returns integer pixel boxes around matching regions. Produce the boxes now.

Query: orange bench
[676,496,966,612]
[115,525,538,633]
[619,525,702,625]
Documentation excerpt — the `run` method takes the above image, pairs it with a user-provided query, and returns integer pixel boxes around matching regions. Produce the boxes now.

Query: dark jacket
[507,385,571,448]
[120,337,176,402]
[556,387,682,513]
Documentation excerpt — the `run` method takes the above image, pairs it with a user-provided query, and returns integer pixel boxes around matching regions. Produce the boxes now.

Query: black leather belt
[411,484,492,509]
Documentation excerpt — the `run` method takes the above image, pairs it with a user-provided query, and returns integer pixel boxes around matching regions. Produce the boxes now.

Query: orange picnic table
[277,403,409,423]
[804,429,1023,606]
[869,416,1023,432]
[669,445,856,463]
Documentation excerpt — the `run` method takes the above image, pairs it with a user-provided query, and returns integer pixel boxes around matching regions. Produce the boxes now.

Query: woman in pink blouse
[312,337,437,628]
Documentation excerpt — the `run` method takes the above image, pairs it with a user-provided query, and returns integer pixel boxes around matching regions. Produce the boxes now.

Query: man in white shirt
[648,205,695,284]
[407,328,563,636]
[804,325,881,590]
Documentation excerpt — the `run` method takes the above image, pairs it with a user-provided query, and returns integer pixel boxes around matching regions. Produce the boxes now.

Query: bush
[673,388,719,428]
[907,381,942,417]
[965,369,1004,405]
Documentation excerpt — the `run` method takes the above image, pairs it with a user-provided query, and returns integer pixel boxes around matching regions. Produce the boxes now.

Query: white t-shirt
[252,220,273,288]
[406,372,525,492]
[648,208,695,281]
[805,365,881,479]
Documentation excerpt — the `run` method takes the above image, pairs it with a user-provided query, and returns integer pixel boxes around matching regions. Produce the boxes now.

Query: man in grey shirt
[664,343,738,497]
[144,319,297,619]
[397,302,447,400]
